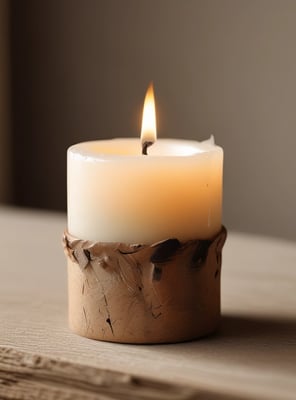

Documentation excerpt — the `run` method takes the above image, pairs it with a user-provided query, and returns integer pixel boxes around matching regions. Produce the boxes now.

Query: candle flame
[141,83,157,154]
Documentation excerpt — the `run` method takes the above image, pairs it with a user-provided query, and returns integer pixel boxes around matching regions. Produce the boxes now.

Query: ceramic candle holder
[63,226,227,344]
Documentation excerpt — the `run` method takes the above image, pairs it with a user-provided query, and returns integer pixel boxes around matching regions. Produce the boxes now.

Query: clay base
[64,227,227,344]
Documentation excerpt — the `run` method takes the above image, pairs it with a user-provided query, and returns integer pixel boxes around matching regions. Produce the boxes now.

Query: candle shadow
[152,314,296,371]
[218,314,296,341]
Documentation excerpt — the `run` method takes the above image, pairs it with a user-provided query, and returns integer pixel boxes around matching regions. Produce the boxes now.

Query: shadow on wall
[0,0,10,203]
[9,0,296,241]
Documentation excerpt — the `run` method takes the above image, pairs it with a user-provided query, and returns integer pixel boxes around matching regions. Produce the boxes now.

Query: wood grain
[0,347,246,400]
[0,207,296,400]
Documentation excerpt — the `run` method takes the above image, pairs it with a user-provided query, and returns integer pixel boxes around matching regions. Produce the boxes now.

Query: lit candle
[67,84,223,244]
[65,84,226,344]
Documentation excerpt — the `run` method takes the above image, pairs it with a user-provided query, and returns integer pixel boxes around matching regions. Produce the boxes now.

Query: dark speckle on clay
[151,239,180,263]
[152,265,162,281]
[191,240,211,268]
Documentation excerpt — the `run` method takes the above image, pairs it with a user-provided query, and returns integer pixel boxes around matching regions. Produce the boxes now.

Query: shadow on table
[219,314,296,340]
[154,314,296,369]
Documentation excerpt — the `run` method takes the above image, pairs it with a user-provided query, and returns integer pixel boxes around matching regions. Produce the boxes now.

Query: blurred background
[0,0,295,240]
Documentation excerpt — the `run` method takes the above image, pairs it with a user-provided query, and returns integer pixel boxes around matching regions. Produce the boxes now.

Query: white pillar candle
[67,137,223,244]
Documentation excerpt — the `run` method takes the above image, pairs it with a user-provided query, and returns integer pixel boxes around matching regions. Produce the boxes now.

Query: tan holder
[63,226,227,344]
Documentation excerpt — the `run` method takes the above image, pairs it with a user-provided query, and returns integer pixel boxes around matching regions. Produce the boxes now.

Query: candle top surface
[68,137,222,161]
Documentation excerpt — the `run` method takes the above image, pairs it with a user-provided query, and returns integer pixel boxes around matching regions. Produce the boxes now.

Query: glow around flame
[141,83,157,146]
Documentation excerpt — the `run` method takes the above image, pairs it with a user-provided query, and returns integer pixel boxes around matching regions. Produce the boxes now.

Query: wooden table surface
[0,206,295,399]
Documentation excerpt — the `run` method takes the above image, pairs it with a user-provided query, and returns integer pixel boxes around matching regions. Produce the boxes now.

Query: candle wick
[142,141,153,155]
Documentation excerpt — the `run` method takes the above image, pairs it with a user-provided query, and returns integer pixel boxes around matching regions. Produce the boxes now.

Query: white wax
[67,138,223,244]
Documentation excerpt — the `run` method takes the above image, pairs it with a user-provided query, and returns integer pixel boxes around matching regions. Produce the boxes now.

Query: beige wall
[10,0,296,240]
[0,0,10,203]
[95,0,296,240]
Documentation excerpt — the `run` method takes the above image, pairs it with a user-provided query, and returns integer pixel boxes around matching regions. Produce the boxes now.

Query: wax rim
[68,138,223,161]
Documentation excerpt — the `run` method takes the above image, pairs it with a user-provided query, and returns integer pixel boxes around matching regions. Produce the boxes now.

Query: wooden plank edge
[0,346,246,400]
